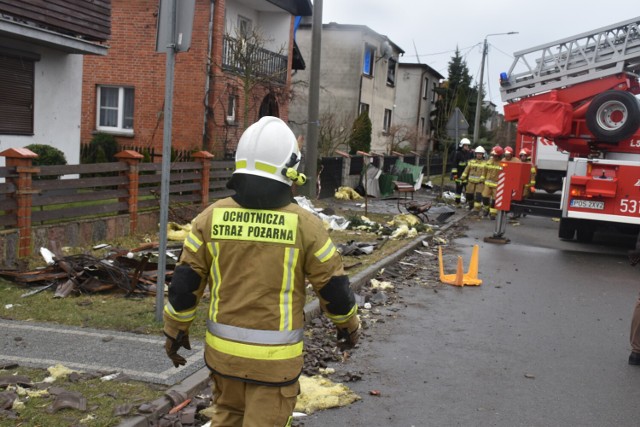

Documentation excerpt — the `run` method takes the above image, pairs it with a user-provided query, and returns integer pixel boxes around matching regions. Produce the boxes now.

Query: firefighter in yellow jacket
[503,146,520,163]
[460,146,487,212]
[482,145,505,219]
[163,116,360,426]
[519,148,536,198]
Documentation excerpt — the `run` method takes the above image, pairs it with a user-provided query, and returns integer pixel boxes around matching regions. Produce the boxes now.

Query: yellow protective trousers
[210,373,299,427]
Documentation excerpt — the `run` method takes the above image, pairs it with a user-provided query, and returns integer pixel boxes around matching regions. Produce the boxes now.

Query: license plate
[570,199,604,210]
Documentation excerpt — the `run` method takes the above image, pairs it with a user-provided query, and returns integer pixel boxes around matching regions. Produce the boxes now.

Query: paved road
[0,318,206,385]
[301,215,640,427]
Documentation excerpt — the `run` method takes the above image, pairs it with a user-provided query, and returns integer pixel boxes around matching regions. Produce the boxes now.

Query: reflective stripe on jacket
[164,197,356,384]
[483,158,503,188]
[461,159,486,183]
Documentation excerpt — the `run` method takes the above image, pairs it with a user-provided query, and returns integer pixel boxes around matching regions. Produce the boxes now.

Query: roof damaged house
[289,22,405,155]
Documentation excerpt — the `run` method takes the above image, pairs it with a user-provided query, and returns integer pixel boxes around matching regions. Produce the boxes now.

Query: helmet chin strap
[281,153,307,186]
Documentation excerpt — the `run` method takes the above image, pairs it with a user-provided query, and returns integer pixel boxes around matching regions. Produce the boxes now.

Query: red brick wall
[82,0,294,159]
[82,0,211,154]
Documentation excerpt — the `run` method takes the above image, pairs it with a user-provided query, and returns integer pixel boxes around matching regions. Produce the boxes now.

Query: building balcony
[222,35,288,85]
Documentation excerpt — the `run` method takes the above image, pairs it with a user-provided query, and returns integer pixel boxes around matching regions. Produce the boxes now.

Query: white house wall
[394,66,421,128]
[257,12,290,52]
[225,2,259,35]
[225,2,289,52]
[359,32,397,153]
[394,65,433,152]
[0,42,83,168]
[290,25,399,153]
[289,27,363,139]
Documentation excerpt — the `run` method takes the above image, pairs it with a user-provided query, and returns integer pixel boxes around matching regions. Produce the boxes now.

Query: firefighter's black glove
[336,324,361,350]
[164,330,191,368]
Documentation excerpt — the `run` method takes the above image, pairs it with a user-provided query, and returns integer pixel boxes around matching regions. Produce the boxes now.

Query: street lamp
[472,32,518,146]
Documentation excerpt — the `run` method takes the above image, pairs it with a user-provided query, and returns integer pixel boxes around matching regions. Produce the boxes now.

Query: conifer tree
[432,48,481,146]
[348,111,372,155]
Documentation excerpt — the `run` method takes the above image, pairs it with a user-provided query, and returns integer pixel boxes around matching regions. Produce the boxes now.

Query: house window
[386,58,397,86]
[226,95,237,124]
[383,109,392,133]
[421,117,426,134]
[363,44,375,76]
[423,77,429,99]
[0,54,35,135]
[237,15,252,37]
[432,82,438,103]
[97,86,134,134]
[359,103,370,115]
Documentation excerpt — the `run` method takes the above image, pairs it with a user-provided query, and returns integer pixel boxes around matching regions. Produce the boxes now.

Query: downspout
[416,68,428,151]
[203,0,215,150]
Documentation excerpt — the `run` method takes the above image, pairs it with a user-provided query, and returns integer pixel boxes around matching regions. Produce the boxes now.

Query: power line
[402,42,481,59]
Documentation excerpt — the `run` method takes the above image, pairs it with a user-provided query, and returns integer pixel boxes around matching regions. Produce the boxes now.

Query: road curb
[117,211,468,426]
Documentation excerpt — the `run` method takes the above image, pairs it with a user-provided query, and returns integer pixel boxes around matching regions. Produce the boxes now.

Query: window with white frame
[97,86,134,134]
[237,15,252,38]
[363,44,375,76]
[423,77,429,99]
[359,102,370,116]
[383,108,392,133]
[226,95,237,124]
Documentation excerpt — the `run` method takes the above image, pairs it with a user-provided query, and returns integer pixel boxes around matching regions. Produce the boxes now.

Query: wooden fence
[0,148,234,258]
[0,147,445,260]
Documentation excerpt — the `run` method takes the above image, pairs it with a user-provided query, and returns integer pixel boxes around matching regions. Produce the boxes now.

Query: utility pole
[304,0,322,198]
[154,0,195,322]
[472,32,518,146]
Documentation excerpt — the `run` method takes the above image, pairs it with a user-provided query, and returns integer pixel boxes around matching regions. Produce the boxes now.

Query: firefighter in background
[460,146,487,212]
[628,234,640,365]
[481,145,504,219]
[519,148,536,198]
[163,116,361,426]
[503,146,520,162]
[451,137,473,208]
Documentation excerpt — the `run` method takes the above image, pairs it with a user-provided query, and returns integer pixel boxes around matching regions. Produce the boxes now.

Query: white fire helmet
[459,138,471,147]
[234,116,302,186]
[474,146,486,154]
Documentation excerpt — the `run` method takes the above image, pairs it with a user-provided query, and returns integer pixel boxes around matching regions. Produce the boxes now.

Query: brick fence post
[1,148,38,258]
[115,150,143,234]
[192,151,214,209]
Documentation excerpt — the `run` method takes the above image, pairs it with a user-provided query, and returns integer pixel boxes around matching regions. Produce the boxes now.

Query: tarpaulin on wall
[518,101,573,138]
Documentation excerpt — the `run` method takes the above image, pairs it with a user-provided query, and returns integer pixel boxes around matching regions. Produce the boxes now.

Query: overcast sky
[321,1,635,114]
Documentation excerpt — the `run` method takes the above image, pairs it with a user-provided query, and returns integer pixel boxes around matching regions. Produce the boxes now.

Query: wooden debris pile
[0,243,182,298]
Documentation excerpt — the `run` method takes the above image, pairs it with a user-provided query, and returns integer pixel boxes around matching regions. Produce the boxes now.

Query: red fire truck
[499,16,640,242]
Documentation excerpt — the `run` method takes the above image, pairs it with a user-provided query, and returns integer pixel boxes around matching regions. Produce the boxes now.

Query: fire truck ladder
[500,16,640,102]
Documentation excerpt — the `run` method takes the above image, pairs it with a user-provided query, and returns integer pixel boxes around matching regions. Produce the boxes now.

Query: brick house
[81,0,310,160]
[0,0,110,167]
